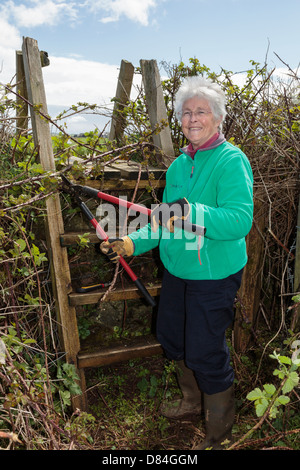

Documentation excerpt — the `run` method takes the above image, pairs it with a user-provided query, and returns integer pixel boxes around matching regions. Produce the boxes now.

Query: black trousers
[156,268,243,395]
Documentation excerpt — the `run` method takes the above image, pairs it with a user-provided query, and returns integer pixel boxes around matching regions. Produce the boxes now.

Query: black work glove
[151,198,190,233]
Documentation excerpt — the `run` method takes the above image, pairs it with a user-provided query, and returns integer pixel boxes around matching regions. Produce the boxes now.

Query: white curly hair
[174,76,227,129]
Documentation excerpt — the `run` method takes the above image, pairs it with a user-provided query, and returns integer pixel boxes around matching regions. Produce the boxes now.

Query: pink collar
[187,133,219,158]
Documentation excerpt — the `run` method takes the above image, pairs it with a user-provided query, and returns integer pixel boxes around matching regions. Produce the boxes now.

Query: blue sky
[1,0,299,133]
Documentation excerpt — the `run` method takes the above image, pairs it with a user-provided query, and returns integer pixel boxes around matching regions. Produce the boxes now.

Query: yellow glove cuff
[122,236,134,257]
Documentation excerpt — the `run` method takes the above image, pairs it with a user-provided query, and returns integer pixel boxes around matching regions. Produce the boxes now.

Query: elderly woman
[101,76,253,449]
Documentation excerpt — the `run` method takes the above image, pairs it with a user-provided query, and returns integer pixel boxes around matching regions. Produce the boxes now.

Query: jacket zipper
[164,161,199,269]
[188,161,203,267]
[187,163,194,195]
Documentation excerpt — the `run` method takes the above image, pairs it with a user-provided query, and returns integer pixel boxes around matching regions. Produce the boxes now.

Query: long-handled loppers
[66,181,206,237]
[61,174,157,307]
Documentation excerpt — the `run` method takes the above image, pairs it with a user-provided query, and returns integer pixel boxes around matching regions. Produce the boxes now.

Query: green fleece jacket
[129,138,253,280]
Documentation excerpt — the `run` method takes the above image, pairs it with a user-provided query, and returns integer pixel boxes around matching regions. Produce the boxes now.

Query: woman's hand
[100,236,134,263]
[151,198,190,232]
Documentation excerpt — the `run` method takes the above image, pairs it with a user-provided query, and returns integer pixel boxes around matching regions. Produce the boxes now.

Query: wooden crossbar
[69,284,161,306]
[78,335,163,369]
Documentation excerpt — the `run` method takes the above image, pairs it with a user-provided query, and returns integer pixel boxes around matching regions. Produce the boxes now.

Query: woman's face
[181,96,222,149]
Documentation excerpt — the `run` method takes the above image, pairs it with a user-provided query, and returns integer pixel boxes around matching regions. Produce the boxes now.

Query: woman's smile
[181,96,222,149]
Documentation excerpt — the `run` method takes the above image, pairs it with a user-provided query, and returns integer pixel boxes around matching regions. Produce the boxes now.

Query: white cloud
[85,0,158,26]
[69,115,87,123]
[0,0,79,84]
[0,0,157,93]
[43,56,142,133]
[0,18,20,49]
[0,0,159,133]
[43,56,120,107]
[1,0,161,29]
[6,0,78,28]
[0,19,21,83]
[0,1,120,125]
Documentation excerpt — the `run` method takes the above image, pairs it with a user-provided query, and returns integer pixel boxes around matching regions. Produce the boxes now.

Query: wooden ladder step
[81,177,165,191]
[60,231,100,246]
[108,161,166,180]
[69,283,161,306]
[77,335,163,368]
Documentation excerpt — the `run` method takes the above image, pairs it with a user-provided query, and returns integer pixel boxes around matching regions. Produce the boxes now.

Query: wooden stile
[17,37,270,411]
[19,40,172,410]
[18,37,268,412]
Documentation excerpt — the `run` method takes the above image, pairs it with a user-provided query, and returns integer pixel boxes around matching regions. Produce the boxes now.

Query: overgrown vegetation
[0,55,299,450]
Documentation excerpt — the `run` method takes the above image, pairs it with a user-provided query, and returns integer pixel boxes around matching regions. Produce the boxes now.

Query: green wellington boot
[195,385,235,450]
[160,360,202,419]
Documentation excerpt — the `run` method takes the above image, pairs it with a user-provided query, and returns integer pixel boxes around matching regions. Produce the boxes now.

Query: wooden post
[109,60,134,143]
[22,37,87,410]
[16,51,29,135]
[292,192,300,331]
[234,200,266,351]
[16,50,50,135]
[140,59,175,167]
